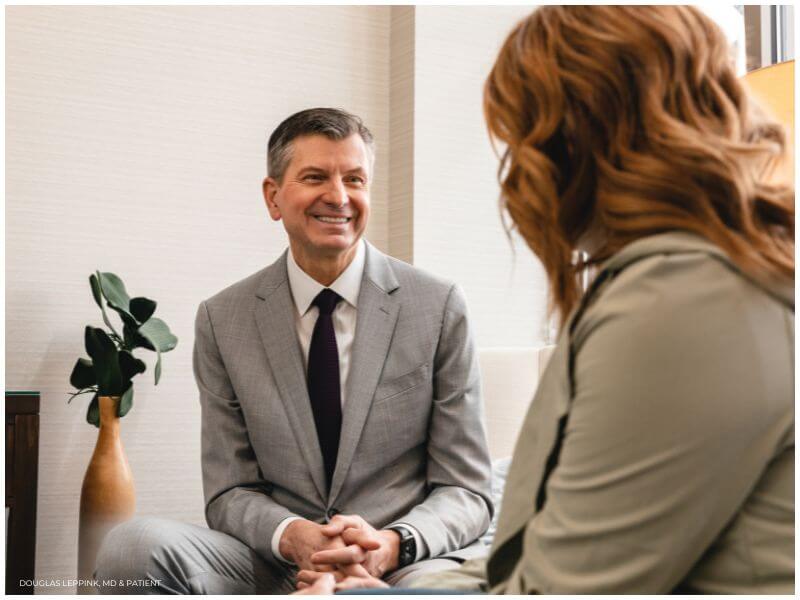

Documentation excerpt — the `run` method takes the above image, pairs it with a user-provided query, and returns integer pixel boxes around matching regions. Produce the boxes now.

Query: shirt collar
[286,239,366,316]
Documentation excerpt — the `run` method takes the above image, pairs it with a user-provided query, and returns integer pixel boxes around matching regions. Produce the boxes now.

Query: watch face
[391,527,416,568]
[399,534,416,567]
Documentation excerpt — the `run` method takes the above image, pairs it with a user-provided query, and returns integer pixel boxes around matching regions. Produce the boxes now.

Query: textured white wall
[6,6,390,592]
[413,6,551,348]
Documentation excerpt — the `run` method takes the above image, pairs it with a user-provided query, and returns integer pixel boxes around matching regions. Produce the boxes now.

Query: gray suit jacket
[415,232,794,593]
[193,241,493,567]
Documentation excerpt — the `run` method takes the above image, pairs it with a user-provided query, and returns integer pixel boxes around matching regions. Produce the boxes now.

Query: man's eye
[304,174,325,182]
[346,176,366,185]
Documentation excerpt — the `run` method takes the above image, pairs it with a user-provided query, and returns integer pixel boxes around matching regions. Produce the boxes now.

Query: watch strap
[389,525,416,568]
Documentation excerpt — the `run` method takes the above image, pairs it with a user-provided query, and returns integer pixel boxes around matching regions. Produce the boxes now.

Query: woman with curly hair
[297,6,793,594]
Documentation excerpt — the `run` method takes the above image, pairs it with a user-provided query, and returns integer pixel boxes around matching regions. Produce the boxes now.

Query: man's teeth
[315,216,350,224]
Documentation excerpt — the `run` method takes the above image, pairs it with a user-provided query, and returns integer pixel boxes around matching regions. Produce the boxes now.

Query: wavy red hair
[484,6,794,323]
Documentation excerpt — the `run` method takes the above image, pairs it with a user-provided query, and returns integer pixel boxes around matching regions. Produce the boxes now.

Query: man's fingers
[335,575,390,591]
[341,527,381,550]
[295,572,337,595]
[339,562,371,578]
[311,563,335,573]
[296,570,327,585]
[331,514,365,528]
[297,568,346,586]
[311,544,367,565]
[319,522,345,537]
[320,514,364,537]
[296,582,309,590]
[303,573,337,596]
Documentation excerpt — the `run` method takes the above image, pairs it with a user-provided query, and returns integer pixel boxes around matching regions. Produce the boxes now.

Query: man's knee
[387,557,463,588]
[95,517,186,593]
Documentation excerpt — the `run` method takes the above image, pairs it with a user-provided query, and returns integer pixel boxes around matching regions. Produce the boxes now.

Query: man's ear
[263,177,281,221]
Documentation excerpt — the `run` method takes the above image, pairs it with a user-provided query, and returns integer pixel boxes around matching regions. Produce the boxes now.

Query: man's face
[264,134,371,260]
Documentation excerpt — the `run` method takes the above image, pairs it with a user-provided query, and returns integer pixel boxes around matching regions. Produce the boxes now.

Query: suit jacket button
[326,508,339,520]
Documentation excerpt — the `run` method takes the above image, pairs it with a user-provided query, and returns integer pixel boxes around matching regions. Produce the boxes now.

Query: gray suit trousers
[94,517,464,594]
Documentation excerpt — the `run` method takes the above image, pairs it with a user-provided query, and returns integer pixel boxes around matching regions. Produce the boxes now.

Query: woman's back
[576,232,793,593]
[484,231,793,594]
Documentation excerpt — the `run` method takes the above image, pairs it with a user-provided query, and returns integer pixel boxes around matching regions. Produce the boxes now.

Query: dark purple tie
[307,288,343,489]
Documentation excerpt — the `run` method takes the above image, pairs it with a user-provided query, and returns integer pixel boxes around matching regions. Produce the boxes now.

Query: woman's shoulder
[571,231,794,351]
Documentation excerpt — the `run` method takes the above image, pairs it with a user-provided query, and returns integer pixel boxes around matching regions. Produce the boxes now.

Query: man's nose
[322,179,348,208]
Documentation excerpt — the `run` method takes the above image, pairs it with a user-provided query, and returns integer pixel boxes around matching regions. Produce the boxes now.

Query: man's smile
[312,215,352,224]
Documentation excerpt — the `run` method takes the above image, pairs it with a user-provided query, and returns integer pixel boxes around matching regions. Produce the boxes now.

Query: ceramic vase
[76,396,135,594]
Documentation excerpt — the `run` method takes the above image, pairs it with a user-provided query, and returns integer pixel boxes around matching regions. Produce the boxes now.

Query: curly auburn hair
[484,6,794,323]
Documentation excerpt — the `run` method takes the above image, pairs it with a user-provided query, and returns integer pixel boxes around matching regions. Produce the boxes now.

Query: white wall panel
[413,6,550,347]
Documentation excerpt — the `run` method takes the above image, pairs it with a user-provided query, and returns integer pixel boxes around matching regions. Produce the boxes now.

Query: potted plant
[69,271,177,592]
[69,271,178,421]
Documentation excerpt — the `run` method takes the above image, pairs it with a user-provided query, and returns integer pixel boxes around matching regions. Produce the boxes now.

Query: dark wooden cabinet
[6,392,40,595]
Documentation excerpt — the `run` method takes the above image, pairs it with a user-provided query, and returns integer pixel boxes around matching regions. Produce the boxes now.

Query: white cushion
[478,346,555,459]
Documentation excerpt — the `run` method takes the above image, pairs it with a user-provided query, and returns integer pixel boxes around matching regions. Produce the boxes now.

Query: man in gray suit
[94,108,492,594]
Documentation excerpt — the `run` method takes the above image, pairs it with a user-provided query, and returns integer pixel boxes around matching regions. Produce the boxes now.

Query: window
[744,5,795,71]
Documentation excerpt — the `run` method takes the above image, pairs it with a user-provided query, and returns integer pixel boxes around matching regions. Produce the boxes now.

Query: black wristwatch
[389,525,416,569]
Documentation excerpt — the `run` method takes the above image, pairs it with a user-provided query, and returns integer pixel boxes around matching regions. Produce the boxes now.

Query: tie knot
[312,289,342,316]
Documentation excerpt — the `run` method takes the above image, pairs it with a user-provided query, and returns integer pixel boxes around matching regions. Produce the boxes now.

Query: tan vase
[77,396,136,594]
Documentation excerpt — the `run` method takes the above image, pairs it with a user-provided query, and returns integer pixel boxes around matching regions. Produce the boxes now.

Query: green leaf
[123,323,155,351]
[98,272,138,328]
[98,272,131,312]
[86,393,100,428]
[134,330,155,351]
[91,272,121,338]
[138,317,178,353]
[130,297,157,324]
[118,384,133,418]
[114,308,140,330]
[138,317,177,386]
[119,350,146,380]
[70,358,96,389]
[89,273,103,307]
[84,326,124,395]
[154,350,162,385]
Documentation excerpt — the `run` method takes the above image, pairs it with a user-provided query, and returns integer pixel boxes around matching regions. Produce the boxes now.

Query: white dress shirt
[287,239,364,407]
[270,240,427,565]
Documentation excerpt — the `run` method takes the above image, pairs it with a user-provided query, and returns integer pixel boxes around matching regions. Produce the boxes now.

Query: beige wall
[6,6,548,593]
[388,6,416,264]
[412,6,549,347]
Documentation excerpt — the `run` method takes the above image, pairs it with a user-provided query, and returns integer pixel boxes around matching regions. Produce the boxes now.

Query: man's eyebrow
[344,166,368,175]
[296,166,327,175]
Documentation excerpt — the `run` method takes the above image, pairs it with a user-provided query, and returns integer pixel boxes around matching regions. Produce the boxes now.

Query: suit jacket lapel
[328,243,400,504]
[254,252,327,503]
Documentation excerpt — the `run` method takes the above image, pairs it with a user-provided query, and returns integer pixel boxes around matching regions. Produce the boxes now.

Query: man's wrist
[278,518,307,563]
[378,529,401,573]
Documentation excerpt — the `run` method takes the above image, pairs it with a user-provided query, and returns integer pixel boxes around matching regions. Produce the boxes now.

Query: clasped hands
[281,514,392,593]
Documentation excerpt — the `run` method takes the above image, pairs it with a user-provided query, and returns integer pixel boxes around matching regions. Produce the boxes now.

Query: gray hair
[267,108,375,182]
